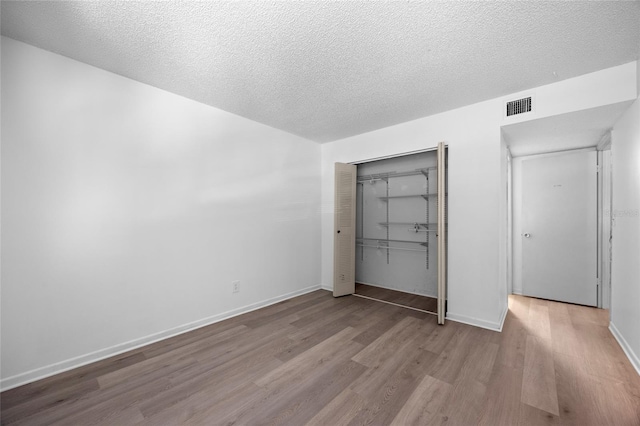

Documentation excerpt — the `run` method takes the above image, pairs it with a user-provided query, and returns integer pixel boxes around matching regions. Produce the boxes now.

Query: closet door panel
[437,142,447,324]
[334,162,357,297]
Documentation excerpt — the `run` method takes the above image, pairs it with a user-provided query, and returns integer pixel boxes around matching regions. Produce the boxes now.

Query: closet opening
[350,146,447,320]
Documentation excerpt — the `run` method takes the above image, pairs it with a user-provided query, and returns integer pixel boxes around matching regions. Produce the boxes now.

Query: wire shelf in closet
[377,222,438,233]
[378,221,432,227]
[357,243,427,253]
[378,193,447,201]
[357,237,428,247]
[356,167,435,183]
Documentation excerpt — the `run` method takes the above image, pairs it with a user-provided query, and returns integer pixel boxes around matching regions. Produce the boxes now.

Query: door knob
[523,233,531,238]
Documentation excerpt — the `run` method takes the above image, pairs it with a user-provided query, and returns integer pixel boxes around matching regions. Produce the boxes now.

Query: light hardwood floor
[1,291,639,425]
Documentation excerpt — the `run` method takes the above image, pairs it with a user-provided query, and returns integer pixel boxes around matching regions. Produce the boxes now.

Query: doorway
[513,149,598,306]
[333,145,448,321]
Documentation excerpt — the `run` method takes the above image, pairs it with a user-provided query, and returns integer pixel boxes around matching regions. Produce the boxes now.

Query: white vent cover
[505,96,532,117]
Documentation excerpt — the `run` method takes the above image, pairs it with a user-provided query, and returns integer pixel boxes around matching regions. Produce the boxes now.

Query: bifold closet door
[333,162,357,297]
[437,142,447,325]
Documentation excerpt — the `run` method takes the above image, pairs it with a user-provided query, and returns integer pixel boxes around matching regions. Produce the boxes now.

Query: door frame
[511,147,599,305]
[597,147,613,310]
[337,144,448,322]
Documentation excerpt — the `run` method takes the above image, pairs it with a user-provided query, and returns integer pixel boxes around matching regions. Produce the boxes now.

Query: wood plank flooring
[355,283,438,313]
[2,291,639,425]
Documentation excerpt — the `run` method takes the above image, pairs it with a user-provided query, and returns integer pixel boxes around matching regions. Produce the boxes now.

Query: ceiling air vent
[506,96,532,117]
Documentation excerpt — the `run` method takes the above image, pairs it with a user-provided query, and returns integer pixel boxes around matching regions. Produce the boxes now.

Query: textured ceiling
[2,1,639,143]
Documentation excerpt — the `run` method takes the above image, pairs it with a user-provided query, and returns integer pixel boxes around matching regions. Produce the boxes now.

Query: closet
[333,144,448,323]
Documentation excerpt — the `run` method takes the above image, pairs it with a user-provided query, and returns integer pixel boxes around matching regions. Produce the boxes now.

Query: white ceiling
[1,1,639,143]
[502,102,634,157]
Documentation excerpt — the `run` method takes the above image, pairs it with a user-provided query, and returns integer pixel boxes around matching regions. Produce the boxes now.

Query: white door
[521,150,597,306]
[333,162,357,297]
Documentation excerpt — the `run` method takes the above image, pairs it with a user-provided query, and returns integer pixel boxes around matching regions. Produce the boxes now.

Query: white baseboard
[446,311,504,332]
[497,303,509,332]
[512,288,523,295]
[609,321,640,376]
[320,284,333,292]
[0,284,322,392]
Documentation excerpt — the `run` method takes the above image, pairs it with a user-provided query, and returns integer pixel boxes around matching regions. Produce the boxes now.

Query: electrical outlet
[232,280,240,293]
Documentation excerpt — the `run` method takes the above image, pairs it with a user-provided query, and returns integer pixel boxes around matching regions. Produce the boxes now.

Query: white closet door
[437,142,447,324]
[333,162,357,297]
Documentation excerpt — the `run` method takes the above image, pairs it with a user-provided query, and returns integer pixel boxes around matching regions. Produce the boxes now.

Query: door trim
[437,142,447,325]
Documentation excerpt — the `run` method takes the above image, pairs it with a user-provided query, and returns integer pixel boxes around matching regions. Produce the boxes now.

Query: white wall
[610,91,640,374]
[321,62,637,332]
[637,58,640,97]
[0,37,321,389]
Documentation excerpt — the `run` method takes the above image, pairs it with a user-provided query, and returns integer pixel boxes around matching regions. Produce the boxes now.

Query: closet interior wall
[355,151,440,298]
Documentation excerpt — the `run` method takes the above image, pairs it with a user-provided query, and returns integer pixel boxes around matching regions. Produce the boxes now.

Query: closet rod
[357,243,427,253]
[358,237,427,245]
